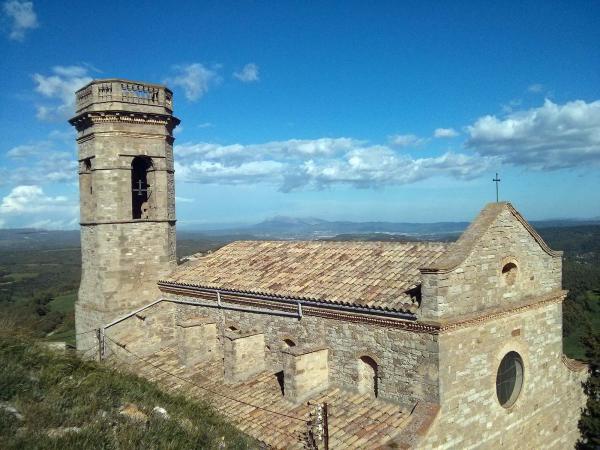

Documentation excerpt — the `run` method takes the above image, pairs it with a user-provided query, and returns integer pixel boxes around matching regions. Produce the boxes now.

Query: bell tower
[69,79,180,352]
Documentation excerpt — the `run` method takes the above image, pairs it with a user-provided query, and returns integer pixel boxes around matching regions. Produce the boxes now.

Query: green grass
[48,291,77,315]
[0,331,257,450]
[7,272,39,282]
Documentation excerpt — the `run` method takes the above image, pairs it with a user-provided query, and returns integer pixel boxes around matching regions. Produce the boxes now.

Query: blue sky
[1,0,599,229]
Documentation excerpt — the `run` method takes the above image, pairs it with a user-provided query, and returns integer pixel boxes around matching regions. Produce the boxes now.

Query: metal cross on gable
[493,172,501,202]
[132,179,148,196]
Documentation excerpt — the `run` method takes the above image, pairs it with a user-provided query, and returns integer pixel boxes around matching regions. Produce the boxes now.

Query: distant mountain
[0,229,80,250]
[1,216,599,248]
[198,216,470,239]
[199,215,600,240]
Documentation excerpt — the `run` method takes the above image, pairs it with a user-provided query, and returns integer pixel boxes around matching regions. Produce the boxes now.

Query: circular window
[502,262,518,286]
[496,351,524,408]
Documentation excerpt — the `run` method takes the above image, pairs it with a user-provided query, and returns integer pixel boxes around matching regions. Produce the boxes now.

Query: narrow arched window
[131,157,152,219]
[358,356,379,398]
[283,338,296,348]
[502,262,518,286]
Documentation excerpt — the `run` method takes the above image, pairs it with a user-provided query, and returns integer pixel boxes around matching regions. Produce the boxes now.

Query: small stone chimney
[283,345,329,403]
[176,317,217,368]
[223,330,266,383]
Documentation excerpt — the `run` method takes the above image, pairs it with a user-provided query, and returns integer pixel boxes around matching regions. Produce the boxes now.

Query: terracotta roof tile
[111,346,426,449]
[165,240,449,312]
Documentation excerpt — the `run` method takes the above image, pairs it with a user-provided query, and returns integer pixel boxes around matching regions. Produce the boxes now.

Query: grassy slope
[0,332,257,450]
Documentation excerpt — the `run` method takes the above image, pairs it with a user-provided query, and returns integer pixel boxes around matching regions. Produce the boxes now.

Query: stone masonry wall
[170,295,440,407]
[420,302,587,449]
[420,208,562,321]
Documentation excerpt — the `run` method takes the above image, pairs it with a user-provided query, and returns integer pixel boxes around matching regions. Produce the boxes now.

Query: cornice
[157,282,567,335]
[434,290,566,333]
[81,219,176,226]
[69,110,180,132]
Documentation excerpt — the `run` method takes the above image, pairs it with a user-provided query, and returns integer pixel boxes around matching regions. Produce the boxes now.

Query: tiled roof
[110,345,435,449]
[164,240,450,312]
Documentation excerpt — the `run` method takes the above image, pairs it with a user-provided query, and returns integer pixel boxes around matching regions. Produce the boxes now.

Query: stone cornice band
[158,281,566,335]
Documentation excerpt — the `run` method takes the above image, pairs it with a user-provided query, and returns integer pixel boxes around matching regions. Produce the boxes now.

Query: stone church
[70,79,587,449]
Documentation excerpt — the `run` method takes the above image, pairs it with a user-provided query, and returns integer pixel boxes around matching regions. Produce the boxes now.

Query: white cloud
[434,128,459,138]
[466,99,600,169]
[25,217,78,230]
[166,63,221,101]
[2,131,77,186]
[528,83,544,93]
[0,185,78,229]
[32,65,92,120]
[3,0,38,41]
[0,185,70,214]
[233,63,259,83]
[175,137,493,192]
[388,134,425,147]
[175,196,194,203]
[198,122,214,128]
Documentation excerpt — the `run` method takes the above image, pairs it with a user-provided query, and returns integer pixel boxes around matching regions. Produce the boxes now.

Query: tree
[577,324,600,449]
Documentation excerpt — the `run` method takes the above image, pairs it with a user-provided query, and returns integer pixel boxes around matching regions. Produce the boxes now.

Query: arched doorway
[357,355,379,397]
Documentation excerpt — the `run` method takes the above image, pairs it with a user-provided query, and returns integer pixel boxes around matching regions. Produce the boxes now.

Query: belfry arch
[131,156,153,219]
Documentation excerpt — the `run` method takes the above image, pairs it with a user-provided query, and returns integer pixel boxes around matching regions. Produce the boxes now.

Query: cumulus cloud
[166,63,221,101]
[0,185,71,213]
[32,65,92,120]
[0,185,78,229]
[233,63,259,83]
[388,134,425,147]
[3,0,38,41]
[466,99,600,170]
[175,137,493,192]
[434,128,459,138]
[1,131,77,186]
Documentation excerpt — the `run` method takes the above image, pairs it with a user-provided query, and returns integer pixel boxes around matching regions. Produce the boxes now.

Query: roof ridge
[224,239,451,247]
[420,202,561,273]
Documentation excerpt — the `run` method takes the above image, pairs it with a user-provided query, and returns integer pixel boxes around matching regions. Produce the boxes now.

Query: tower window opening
[283,338,296,348]
[131,157,152,219]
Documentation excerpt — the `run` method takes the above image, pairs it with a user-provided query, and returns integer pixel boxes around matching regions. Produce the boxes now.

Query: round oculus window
[496,351,524,408]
